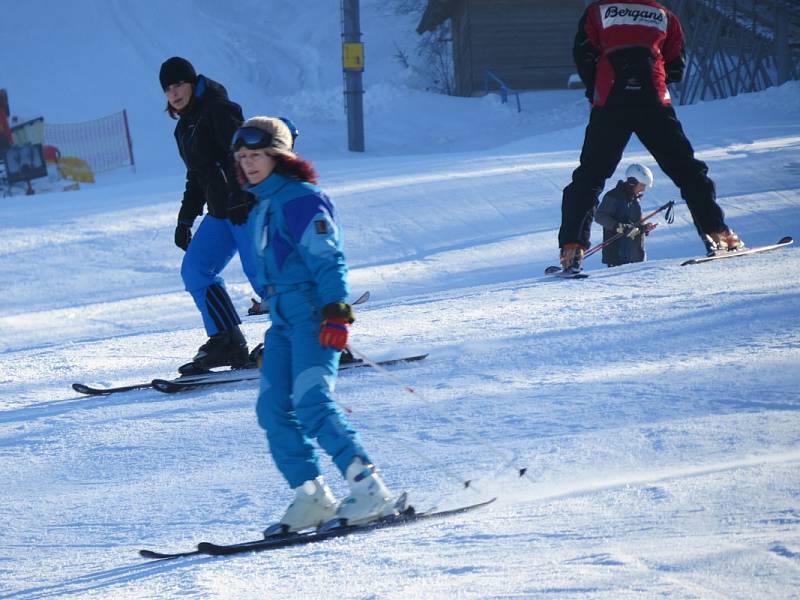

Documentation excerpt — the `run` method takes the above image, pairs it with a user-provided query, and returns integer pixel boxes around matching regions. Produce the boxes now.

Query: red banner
[0,89,11,153]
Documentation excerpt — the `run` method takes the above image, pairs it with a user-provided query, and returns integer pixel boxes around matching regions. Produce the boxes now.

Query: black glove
[228,192,256,226]
[174,223,192,251]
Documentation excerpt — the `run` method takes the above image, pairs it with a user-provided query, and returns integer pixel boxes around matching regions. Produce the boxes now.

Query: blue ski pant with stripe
[180,215,259,336]
[255,289,370,488]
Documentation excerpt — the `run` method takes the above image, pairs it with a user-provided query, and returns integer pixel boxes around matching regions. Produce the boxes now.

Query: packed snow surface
[1,2,799,598]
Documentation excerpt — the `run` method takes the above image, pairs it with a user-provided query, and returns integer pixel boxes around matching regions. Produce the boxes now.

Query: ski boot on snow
[248,297,268,316]
[246,343,264,369]
[340,347,357,365]
[263,476,337,536]
[704,228,745,256]
[178,327,249,374]
[560,243,585,273]
[328,457,404,528]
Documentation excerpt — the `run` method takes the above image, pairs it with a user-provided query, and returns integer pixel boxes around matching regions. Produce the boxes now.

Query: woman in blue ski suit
[231,117,397,533]
[160,56,258,372]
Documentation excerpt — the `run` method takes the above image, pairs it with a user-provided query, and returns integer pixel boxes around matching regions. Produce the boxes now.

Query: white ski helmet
[625,163,654,188]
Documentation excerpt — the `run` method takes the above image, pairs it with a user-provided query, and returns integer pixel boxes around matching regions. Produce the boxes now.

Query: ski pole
[584,200,675,259]
[347,344,534,488]
[336,351,490,495]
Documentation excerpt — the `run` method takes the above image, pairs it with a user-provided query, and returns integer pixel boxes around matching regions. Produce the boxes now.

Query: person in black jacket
[594,163,658,267]
[160,56,258,373]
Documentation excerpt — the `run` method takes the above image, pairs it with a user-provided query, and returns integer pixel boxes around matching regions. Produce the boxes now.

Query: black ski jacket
[173,75,244,225]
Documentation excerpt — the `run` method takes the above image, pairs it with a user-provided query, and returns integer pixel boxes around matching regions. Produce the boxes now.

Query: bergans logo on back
[601,3,668,32]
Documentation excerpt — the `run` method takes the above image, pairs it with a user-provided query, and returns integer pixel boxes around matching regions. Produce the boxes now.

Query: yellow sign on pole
[342,43,364,71]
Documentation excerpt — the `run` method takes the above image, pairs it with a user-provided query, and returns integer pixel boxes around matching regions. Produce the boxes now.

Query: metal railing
[485,70,522,112]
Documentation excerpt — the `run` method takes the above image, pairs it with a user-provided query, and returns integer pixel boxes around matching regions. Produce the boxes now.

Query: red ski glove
[319,302,355,351]
[319,318,350,350]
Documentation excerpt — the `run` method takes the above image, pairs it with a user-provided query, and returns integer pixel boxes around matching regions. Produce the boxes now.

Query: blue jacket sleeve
[281,191,349,305]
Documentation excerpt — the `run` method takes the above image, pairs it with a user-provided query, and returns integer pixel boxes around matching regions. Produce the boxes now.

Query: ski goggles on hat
[231,126,273,152]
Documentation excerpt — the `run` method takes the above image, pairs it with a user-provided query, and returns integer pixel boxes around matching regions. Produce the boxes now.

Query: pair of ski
[72,353,428,396]
[546,236,794,279]
[139,496,496,560]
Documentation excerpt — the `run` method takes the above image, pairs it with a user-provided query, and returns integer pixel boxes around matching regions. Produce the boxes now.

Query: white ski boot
[264,476,337,536]
[335,458,400,526]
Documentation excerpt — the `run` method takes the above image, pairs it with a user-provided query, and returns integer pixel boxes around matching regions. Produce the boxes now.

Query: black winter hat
[159,57,197,90]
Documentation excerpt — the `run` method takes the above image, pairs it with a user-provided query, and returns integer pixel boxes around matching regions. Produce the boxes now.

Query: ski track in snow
[1,3,800,598]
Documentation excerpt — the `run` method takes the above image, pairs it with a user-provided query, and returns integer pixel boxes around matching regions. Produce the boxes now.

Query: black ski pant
[559,103,726,249]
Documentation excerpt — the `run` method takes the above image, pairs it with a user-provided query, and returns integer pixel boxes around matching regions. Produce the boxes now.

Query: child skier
[594,163,658,267]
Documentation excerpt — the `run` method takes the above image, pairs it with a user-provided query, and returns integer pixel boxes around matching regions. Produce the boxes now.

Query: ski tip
[72,383,113,395]
[460,497,497,510]
[464,496,498,510]
[196,541,243,556]
[778,236,794,245]
[139,549,175,559]
[420,496,498,518]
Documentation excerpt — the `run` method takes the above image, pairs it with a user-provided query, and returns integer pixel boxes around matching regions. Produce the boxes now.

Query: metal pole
[341,0,365,152]
[122,109,136,173]
[775,2,791,85]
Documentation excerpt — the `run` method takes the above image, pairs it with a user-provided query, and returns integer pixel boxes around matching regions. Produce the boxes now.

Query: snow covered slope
[1,2,799,599]
[3,0,563,173]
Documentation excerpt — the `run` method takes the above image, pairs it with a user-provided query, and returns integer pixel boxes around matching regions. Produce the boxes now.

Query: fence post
[775,2,791,85]
[122,109,135,173]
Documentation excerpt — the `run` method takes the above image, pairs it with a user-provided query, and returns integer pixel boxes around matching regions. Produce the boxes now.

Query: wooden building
[417,0,586,96]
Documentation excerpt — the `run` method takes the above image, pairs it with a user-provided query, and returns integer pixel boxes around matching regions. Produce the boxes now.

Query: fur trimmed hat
[159,57,197,91]
[239,116,296,158]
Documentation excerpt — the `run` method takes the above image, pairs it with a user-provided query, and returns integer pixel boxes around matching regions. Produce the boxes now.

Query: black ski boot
[247,343,264,369]
[340,347,357,365]
[179,327,249,374]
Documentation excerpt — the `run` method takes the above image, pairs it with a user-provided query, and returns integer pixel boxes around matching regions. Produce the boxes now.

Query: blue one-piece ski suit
[247,172,371,488]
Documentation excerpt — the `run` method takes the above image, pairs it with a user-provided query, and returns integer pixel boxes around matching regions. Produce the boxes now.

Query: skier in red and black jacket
[558,0,744,271]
